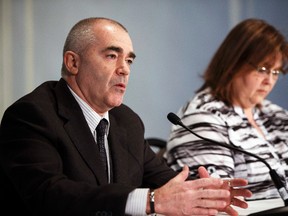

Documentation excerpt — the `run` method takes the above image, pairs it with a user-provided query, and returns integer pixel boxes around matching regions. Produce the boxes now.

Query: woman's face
[232,53,283,109]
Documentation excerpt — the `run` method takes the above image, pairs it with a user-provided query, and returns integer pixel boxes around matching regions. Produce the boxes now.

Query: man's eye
[107,54,117,59]
[127,59,134,65]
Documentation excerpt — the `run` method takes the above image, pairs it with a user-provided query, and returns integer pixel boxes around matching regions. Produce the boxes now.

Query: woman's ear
[63,51,80,75]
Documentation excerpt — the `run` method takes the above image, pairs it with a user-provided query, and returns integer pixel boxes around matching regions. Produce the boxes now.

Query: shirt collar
[67,85,110,134]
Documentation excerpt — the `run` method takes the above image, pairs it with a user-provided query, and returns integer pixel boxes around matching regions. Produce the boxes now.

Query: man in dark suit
[0,17,252,216]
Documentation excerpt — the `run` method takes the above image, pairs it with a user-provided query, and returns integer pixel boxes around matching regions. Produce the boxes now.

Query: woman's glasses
[248,62,283,80]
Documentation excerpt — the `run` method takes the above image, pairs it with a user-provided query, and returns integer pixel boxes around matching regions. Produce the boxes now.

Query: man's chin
[109,99,124,108]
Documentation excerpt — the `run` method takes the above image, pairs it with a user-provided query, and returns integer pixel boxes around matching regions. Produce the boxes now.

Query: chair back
[146,137,167,159]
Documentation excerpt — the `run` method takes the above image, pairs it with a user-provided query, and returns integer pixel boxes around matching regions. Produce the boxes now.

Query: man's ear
[63,51,80,75]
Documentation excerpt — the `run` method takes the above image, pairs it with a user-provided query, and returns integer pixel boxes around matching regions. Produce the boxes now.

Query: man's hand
[198,166,253,216]
[147,165,231,216]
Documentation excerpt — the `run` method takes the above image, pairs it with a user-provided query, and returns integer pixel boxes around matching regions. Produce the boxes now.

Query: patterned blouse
[165,88,288,200]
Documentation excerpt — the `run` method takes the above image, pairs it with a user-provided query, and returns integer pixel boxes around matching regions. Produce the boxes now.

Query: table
[155,198,286,216]
[219,198,285,215]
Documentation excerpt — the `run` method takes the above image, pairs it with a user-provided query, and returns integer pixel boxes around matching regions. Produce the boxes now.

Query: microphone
[167,112,288,215]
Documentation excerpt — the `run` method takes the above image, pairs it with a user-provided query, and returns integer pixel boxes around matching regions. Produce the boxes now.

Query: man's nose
[116,59,130,75]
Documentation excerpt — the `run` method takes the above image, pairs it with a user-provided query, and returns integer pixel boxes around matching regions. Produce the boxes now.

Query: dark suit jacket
[0,78,177,216]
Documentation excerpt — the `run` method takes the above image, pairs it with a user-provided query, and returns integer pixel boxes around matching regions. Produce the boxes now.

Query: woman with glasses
[165,18,288,201]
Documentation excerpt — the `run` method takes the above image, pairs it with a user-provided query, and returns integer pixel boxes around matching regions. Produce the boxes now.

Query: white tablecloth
[219,198,284,215]
[155,198,285,216]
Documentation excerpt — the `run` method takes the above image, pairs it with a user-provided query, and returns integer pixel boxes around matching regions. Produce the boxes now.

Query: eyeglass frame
[247,61,283,80]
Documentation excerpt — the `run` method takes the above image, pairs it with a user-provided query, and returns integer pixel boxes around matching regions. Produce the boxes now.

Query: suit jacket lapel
[54,79,108,184]
[108,113,130,184]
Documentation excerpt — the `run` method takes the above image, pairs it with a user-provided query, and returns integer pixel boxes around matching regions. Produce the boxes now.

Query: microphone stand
[167,112,288,215]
